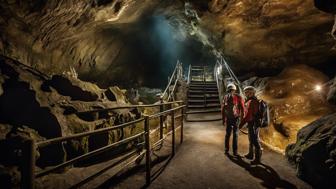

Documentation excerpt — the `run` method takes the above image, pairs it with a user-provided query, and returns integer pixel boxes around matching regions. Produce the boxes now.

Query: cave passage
[79,13,215,88]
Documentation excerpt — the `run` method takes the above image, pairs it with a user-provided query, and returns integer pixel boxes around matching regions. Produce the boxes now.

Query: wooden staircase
[186,66,222,122]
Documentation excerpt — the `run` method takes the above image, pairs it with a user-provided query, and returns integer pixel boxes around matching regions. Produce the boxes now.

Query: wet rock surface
[243,64,334,152]
[194,0,336,75]
[286,113,336,188]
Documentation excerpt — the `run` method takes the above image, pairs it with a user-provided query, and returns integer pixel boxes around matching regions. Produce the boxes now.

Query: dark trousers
[247,121,261,151]
[225,118,239,153]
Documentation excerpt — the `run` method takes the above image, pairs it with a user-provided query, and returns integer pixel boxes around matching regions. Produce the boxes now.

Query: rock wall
[286,113,336,188]
[193,0,336,75]
[0,56,144,187]
[2,0,336,88]
[243,64,334,152]
[0,0,177,88]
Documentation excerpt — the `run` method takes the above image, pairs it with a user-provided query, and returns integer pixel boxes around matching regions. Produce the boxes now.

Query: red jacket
[221,94,245,124]
[240,96,259,126]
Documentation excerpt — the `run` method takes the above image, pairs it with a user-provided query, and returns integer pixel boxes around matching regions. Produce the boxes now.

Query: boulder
[286,113,336,188]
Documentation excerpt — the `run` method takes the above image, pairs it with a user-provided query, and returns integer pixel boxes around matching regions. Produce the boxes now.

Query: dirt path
[146,120,311,189]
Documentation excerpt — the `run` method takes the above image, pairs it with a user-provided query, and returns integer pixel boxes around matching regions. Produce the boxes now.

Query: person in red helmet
[240,86,263,164]
[222,83,245,156]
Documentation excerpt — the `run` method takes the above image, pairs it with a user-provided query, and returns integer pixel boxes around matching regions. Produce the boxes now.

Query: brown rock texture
[0,0,164,87]
[246,65,335,152]
[286,113,336,188]
[197,0,336,73]
[0,55,142,171]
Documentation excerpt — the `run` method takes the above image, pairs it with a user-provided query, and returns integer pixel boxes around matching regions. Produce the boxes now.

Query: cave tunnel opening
[79,13,215,89]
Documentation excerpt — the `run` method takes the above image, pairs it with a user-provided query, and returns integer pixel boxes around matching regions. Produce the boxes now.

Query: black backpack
[258,100,270,128]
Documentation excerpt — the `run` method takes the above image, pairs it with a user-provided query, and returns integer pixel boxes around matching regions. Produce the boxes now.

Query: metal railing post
[144,116,151,186]
[21,139,35,189]
[180,108,184,144]
[159,98,164,139]
[187,64,191,84]
[203,66,206,107]
[171,110,175,156]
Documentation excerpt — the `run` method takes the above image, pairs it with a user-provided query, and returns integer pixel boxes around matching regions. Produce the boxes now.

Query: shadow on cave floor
[98,142,175,189]
[227,155,297,189]
[130,120,312,189]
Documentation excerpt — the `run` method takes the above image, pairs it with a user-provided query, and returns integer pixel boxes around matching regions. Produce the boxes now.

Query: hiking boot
[233,151,240,157]
[244,152,254,160]
[224,149,229,155]
[251,148,262,164]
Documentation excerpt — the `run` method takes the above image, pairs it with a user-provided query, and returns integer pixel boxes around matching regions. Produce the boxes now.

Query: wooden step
[186,108,221,114]
[191,68,204,71]
[188,103,221,108]
[190,80,217,84]
[188,94,219,99]
[189,85,217,89]
[188,90,219,94]
[189,84,217,87]
[189,87,218,91]
[188,99,220,103]
[191,66,207,68]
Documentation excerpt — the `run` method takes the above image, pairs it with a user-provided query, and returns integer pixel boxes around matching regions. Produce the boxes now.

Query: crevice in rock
[47,75,98,102]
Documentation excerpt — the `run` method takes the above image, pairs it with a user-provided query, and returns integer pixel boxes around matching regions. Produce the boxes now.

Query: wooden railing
[19,101,185,189]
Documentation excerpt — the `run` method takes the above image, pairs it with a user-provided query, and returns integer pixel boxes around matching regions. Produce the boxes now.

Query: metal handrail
[187,64,191,84]
[161,61,183,100]
[20,101,185,189]
[215,60,223,104]
[36,118,145,148]
[167,78,179,101]
[35,132,145,178]
[149,105,185,119]
[75,101,183,115]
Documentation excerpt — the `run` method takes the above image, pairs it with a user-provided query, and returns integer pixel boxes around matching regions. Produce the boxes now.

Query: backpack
[258,100,270,128]
[223,94,242,119]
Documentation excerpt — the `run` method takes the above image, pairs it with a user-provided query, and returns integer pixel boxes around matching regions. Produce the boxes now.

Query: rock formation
[2,0,336,87]
[243,64,334,152]
[283,1,336,188]
[194,0,336,75]
[286,113,336,188]
[0,55,143,187]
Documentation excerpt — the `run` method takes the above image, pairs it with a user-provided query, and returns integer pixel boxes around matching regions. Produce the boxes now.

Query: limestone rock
[248,65,334,152]
[286,113,336,188]
[0,56,136,169]
[47,75,101,102]
[104,86,129,104]
[327,76,336,105]
[199,0,336,73]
